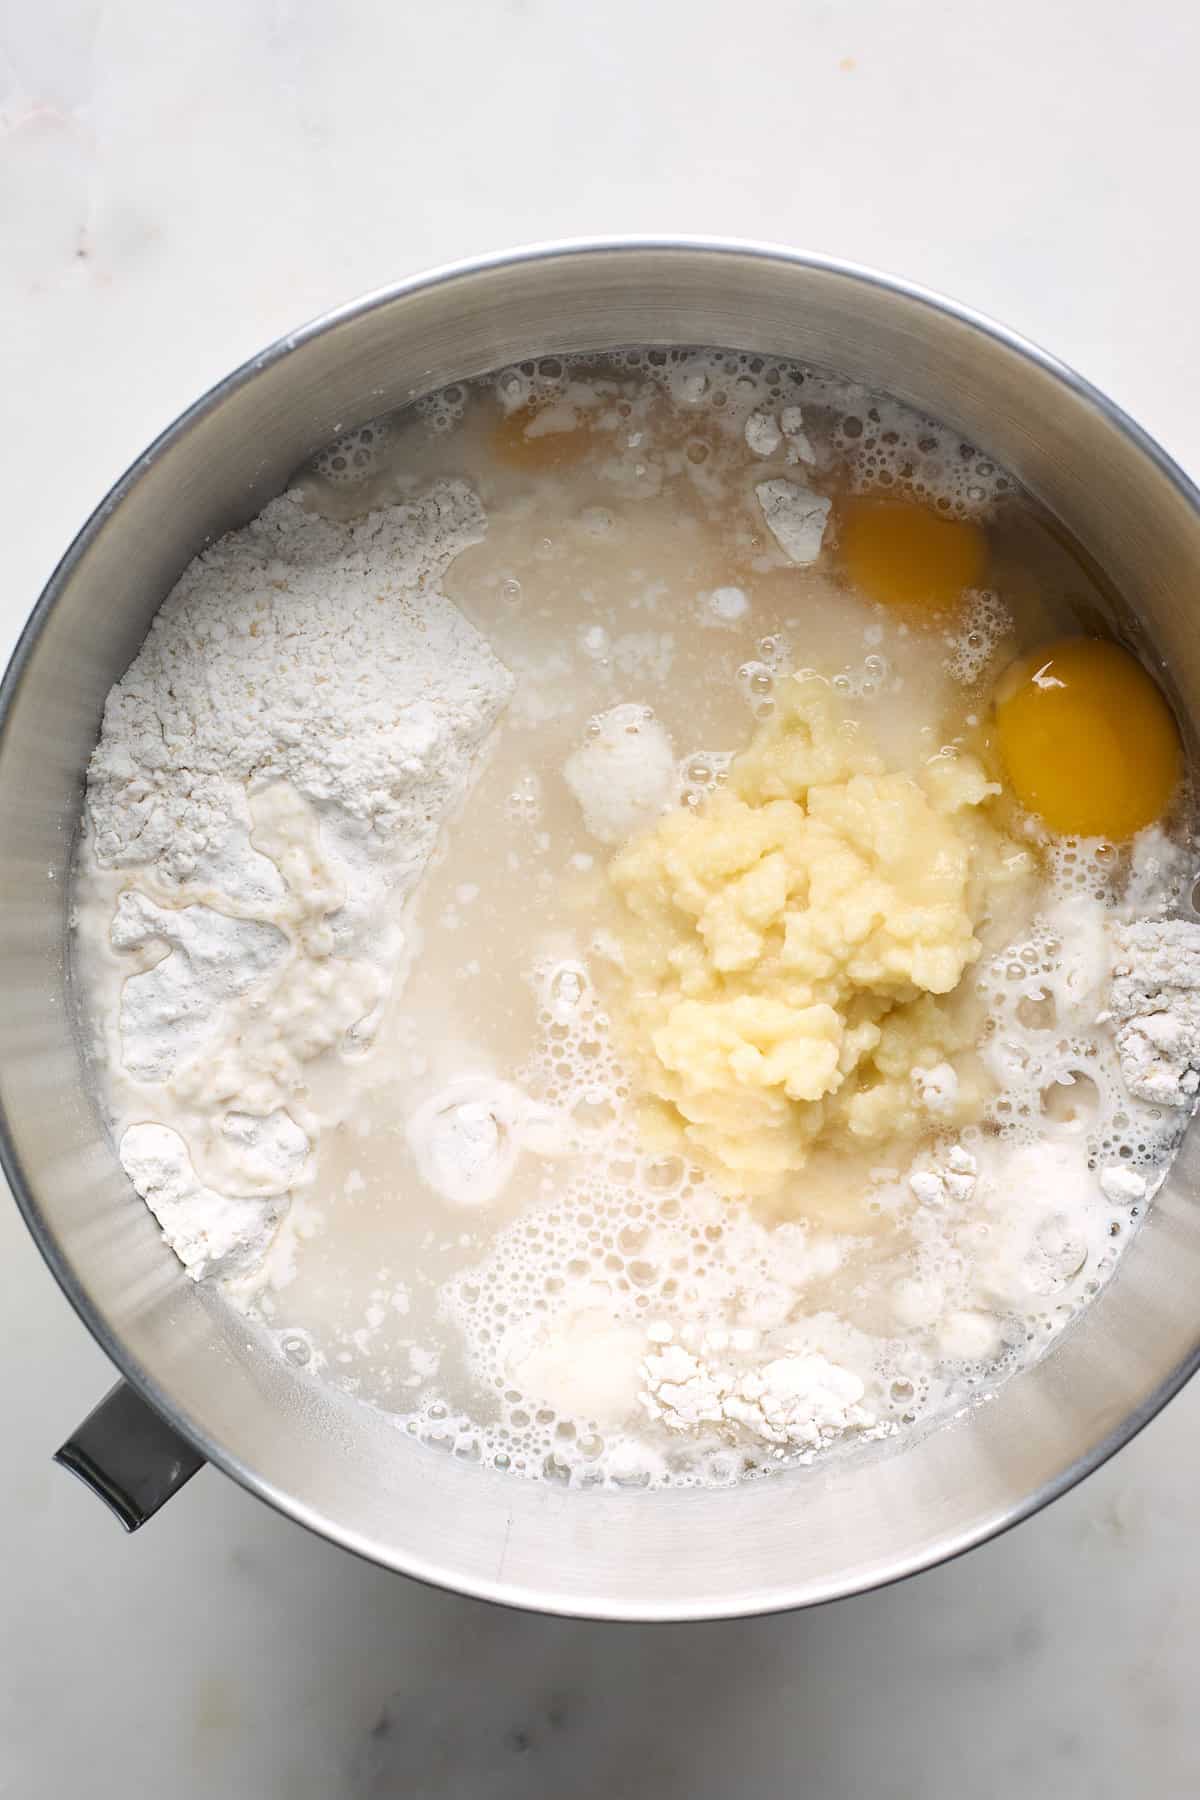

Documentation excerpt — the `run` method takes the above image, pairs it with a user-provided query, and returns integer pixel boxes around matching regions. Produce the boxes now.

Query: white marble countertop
[5,1,1200,1792]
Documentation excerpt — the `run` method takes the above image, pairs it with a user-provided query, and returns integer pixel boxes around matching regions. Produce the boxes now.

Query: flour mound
[87,482,509,897]
[85,480,512,1283]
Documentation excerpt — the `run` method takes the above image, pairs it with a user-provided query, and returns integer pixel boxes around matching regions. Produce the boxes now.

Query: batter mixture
[72,348,1200,1488]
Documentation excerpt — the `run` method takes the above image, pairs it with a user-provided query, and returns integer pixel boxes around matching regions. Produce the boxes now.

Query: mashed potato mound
[607,674,1028,1194]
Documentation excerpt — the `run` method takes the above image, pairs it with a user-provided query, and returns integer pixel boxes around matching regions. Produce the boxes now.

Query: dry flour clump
[84,480,513,1280]
[1109,919,1200,1107]
[88,482,507,900]
[754,479,831,565]
[563,703,676,846]
[640,1332,874,1453]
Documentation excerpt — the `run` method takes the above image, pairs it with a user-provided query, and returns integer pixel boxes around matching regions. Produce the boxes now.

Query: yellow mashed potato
[607,675,1031,1195]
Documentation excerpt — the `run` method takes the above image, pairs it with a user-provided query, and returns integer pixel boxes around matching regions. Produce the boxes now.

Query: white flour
[83,481,513,1278]
[87,481,503,896]
[562,704,676,845]
[755,479,831,564]
[110,892,288,1084]
[116,1122,287,1279]
[404,1075,561,1209]
[1108,919,1200,1107]
[640,1329,875,1454]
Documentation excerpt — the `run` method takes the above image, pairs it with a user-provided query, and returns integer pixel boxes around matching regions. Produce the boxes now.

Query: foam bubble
[310,421,392,485]
[832,652,890,700]
[945,589,1012,685]
[558,348,1014,517]
[810,378,1012,517]
[1045,836,1120,902]
[678,749,732,812]
[414,384,467,435]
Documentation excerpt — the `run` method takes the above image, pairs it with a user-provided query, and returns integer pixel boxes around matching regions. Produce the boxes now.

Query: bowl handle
[54,1380,206,1529]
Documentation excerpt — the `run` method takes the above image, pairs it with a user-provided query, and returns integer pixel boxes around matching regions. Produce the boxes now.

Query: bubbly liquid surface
[76,348,1194,1488]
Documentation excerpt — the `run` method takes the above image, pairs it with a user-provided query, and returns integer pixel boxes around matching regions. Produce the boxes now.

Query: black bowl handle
[55,1380,205,1529]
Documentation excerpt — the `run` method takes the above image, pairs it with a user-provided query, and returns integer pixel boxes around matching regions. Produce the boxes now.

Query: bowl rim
[6,235,1200,1619]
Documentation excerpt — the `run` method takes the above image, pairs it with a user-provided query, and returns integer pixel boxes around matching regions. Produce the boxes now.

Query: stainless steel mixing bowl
[6,240,1200,1620]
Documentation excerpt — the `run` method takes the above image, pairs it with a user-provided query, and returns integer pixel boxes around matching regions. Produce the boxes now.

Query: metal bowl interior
[5,240,1200,1621]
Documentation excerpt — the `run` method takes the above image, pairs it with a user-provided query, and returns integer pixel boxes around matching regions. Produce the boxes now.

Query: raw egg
[492,403,591,471]
[838,495,988,616]
[994,636,1181,841]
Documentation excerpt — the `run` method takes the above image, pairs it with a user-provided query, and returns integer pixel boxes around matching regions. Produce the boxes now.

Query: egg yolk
[838,495,988,616]
[994,637,1181,841]
[492,403,592,470]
